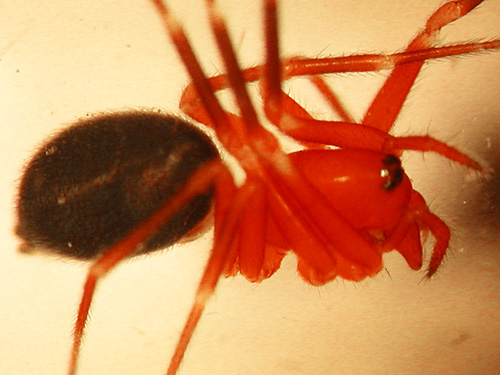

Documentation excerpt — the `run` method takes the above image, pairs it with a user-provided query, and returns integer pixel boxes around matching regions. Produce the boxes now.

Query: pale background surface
[1,1,499,375]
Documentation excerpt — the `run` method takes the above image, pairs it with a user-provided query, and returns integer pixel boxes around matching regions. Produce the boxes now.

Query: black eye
[16,111,219,259]
[380,154,404,191]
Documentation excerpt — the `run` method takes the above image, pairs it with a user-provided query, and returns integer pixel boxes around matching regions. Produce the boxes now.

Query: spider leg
[149,1,234,138]
[308,75,355,123]
[261,62,484,169]
[148,2,283,373]
[269,0,500,138]
[265,89,482,170]
[258,51,487,170]
[218,179,288,282]
[67,161,225,375]
[225,177,269,282]
[179,39,500,131]
[166,172,257,375]
[363,0,490,132]
[262,0,496,133]
[258,2,494,168]
[298,37,500,133]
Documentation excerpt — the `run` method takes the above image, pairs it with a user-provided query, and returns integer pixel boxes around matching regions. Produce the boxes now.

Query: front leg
[363,0,489,132]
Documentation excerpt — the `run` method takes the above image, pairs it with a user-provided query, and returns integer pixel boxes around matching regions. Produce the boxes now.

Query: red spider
[14,0,500,374]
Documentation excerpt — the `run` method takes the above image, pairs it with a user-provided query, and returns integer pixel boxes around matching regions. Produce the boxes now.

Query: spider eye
[381,155,404,191]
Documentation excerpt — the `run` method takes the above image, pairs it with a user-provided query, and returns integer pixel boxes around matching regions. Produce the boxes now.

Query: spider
[11,0,500,374]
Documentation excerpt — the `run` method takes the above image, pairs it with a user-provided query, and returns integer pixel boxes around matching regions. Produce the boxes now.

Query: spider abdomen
[16,111,219,259]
